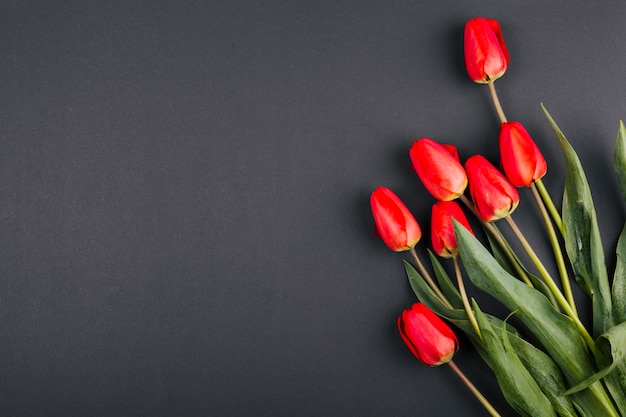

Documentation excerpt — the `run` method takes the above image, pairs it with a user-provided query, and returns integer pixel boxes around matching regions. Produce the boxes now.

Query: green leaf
[427,250,464,309]
[468,312,576,416]
[506,330,578,417]
[613,120,626,203]
[484,224,559,309]
[404,261,465,321]
[613,121,626,324]
[404,261,518,336]
[593,322,626,415]
[564,322,626,415]
[541,104,613,337]
[406,259,576,415]
[473,303,557,417]
[597,322,626,367]
[614,223,626,324]
[611,123,626,309]
[455,222,620,417]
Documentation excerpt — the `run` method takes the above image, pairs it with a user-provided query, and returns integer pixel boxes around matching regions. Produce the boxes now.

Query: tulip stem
[409,247,454,309]
[448,360,502,417]
[487,81,507,123]
[534,178,564,235]
[453,256,481,339]
[530,182,576,312]
[504,216,594,350]
[458,195,533,287]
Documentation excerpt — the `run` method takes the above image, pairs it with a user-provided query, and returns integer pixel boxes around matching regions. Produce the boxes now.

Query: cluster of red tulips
[370,17,626,417]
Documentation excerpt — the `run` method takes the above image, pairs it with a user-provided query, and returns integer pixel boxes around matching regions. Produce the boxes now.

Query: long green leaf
[562,320,626,391]
[542,104,613,337]
[564,322,626,415]
[404,260,465,320]
[455,222,620,417]
[614,223,626,324]
[473,303,557,417]
[593,322,626,415]
[484,225,559,309]
[564,323,626,415]
[406,259,578,415]
[613,121,626,324]
[472,318,577,416]
[613,120,626,203]
[427,251,464,309]
[404,261,518,336]
[505,331,577,417]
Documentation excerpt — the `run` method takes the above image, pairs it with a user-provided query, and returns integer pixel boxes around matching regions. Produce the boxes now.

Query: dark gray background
[0,1,624,416]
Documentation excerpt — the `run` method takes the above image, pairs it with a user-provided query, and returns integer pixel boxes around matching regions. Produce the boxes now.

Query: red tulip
[431,201,474,258]
[409,138,467,201]
[465,154,519,222]
[370,187,422,252]
[499,121,547,187]
[398,303,459,366]
[464,17,509,83]
[442,144,461,161]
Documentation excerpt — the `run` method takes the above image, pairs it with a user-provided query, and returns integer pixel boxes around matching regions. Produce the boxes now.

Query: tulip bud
[464,17,509,83]
[499,121,547,187]
[398,303,459,366]
[465,154,520,222]
[442,144,461,161]
[431,201,474,258]
[409,138,468,201]
[370,187,422,252]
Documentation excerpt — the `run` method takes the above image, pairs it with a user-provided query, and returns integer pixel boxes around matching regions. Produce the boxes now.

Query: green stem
[453,256,481,339]
[409,246,454,309]
[534,178,564,235]
[504,216,594,350]
[448,360,502,417]
[487,81,507,123]
[530,182,577,313]
[459,195,533,287]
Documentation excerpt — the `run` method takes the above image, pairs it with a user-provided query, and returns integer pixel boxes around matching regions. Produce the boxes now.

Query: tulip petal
[465,154,519,222]
[464,17,509,83]
[397,303,458,366]
[410,138,468,201]
[370,187,422,251]
[431,201,473,258]
[499,121,547,187]
[485,18,509,64]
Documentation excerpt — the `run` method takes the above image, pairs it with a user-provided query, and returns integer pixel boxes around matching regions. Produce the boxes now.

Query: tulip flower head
[464,17,509,84]
[370,187,422,252]
[398,303,459,366]
[499,121,547,187]
[409,138,468,201]
[465,154,520,222]
[441,144,461,161]
[431,201,474,258]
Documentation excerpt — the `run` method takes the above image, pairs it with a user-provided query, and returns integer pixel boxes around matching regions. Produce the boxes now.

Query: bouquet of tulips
[369,17,626,417]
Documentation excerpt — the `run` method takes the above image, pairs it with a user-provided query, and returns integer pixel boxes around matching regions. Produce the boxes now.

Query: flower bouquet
[369,17,626,416]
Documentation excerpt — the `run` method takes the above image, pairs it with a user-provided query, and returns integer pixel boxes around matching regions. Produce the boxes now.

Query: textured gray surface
[0,1,624,416]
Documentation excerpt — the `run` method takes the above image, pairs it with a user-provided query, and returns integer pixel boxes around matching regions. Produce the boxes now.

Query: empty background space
[0,1,624,416]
